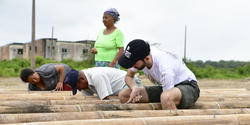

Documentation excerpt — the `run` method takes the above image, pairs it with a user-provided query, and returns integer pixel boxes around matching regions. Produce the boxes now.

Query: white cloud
[0,0,249,61]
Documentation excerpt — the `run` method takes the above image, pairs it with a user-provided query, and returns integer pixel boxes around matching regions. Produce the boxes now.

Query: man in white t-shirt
[118,39,200,109]
[64,67,141,100]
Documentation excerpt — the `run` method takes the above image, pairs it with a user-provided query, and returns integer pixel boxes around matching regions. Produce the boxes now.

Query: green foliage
[61,58,94,70]
[186,60,250,79]
[0,59,30,77]
[1,57,250,79]
[236,63,250,76]
[0,57,94,77]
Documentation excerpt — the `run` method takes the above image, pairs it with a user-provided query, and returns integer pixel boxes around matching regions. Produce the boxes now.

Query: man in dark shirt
[20,63,72,91]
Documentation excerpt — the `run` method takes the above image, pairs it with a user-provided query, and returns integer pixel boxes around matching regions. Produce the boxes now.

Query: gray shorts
[144,80,200,109]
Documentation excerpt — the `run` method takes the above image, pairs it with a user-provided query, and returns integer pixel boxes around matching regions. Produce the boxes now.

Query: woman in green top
[91,8,124,69]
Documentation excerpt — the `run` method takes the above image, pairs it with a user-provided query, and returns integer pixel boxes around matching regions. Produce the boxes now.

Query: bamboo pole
[0,103,162,113]
[198,97,250,101]
[0,90,81,96]
[1,101,250,113]
[0,95,118,100]
[201,94,250,98]
[200,88,247,91]
[200,90,249,95]
[192,101,250,109]
[0,92,82,97]
[0,90,72,93]
[1,99,250,106]
[1,94,250,100]
[7,114,250,125]
[0,109,249,124]
[1,91,250,97]
[0,88,247,94]
[0,96,83,100]
[0,99,121,106]
[1,94,250,101]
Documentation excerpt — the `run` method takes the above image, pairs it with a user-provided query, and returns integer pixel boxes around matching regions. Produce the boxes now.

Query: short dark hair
[20,68,34,82]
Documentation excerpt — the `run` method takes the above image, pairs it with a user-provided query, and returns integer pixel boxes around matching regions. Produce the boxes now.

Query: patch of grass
[1,57,250,79]
[0,56,94,77]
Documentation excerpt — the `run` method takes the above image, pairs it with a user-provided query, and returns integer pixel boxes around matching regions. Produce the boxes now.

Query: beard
[136,60,146,70]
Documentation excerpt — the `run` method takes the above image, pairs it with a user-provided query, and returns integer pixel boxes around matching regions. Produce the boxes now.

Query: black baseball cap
[64,69,79,95]
[118,39,150,69]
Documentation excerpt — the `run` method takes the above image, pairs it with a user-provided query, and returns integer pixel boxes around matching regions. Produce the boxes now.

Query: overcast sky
[0,0,250,61]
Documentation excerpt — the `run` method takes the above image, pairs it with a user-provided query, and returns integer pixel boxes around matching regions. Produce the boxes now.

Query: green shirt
[94,28,124,62]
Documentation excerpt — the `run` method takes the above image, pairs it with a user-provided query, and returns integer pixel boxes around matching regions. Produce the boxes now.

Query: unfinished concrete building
[0,43,24,60]
[0,38,95,61]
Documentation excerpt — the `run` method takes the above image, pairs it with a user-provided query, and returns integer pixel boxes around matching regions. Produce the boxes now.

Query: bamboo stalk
[0,90,72,94]
[1,101,250,114]
[0,95,247,101]
[201,94,250,98]
[1,91,250,97]
[1,94,250,101]
[0,103,162,113]
[0,95,119,101]
[192,101,250,109]
[200,88,247,91]
[1,99,250,106]
[0,93,82,96]
[0,88,247,94]
[0,99,121,106]
[198,97,250,101]
[0,109,249,124]
[7,114,250,125]
[200,91,250,95]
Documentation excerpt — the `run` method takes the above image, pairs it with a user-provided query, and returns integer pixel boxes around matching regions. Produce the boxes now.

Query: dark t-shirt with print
[28,63,71,91]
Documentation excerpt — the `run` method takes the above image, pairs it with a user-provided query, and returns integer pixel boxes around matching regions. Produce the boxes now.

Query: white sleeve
[92,74,113,100]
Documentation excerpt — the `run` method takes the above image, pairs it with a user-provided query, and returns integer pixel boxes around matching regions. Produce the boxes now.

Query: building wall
[43,39,56,60]
[23,44,30,60]
[0,39,95,61]
[9,45,24,60]
[54,41,94,61]
[22,39,45,60]
[35,39,44,57]
[0,46,10,60]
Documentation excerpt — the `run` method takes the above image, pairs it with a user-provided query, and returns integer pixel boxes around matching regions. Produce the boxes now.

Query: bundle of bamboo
[0,88,250,125]
[6,114,250,125]
[0,109,250,124]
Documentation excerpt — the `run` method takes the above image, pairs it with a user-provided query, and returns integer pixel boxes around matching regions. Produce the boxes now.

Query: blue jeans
[95,61,120,69]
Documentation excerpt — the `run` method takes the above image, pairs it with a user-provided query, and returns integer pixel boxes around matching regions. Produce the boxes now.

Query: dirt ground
[1,76,250,90]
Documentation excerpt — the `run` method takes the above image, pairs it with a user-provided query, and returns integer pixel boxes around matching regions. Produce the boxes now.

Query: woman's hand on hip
[91,48,97,54]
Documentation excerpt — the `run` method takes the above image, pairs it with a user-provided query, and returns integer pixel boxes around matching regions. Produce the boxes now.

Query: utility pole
[184,25,187,61]
[51,26,54,58]
[31,0,36,70]
[51,26,54,39]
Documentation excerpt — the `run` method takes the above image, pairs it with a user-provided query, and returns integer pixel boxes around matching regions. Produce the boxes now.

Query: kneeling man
[118,39,200,109]
[64,67,141,100]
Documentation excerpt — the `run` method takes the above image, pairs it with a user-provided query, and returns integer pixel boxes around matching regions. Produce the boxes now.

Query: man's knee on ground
[161,88,181,106]
[118,88,131,103]
[160,92,175,103]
